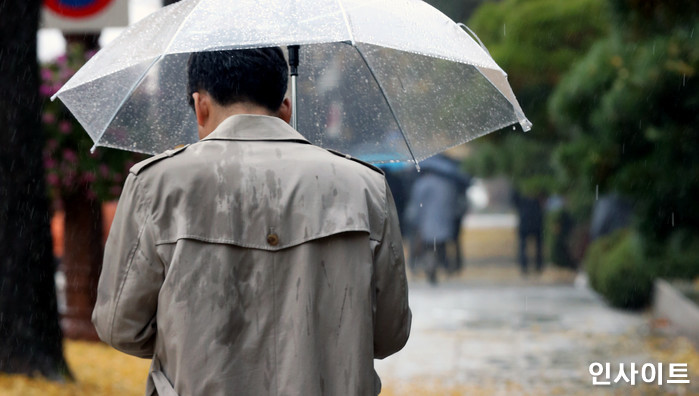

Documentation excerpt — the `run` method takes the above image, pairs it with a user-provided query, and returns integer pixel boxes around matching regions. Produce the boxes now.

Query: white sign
[41,0,128,33]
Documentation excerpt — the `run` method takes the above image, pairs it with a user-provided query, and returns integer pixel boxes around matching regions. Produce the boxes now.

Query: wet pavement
[375,262,699,395]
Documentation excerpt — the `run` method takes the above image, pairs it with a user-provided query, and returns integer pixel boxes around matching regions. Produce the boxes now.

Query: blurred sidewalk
[461,213,518,264]
[376,215,699,395]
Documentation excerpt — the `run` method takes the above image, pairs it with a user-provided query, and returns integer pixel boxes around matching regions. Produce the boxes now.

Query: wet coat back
[92,115,411,396]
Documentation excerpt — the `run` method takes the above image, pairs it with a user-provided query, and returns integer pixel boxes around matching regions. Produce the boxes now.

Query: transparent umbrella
[53,0,531,164]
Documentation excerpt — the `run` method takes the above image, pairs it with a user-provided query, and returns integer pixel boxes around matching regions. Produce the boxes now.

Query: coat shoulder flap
[130,145,190,175]
[325,149,384,175]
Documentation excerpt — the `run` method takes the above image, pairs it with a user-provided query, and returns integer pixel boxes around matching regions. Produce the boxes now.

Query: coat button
[267,233,279,246]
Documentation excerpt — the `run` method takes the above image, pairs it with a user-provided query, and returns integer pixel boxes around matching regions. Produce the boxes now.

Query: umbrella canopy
[53,0,531,163]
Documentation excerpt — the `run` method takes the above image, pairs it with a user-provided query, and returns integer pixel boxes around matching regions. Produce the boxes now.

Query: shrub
[657,230,699,280]
[41,43,143,205]
[583,229,628,292]
[585,229,654,309]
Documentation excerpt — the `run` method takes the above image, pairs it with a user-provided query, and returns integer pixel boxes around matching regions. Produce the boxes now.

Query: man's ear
[193,91,210,128]
[277,97,292,124]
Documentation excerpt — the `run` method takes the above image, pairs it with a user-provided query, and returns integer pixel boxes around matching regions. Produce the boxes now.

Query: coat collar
[202,114,310,144]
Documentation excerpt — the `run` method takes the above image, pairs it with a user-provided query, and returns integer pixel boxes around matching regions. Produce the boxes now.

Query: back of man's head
[187,47,288,113]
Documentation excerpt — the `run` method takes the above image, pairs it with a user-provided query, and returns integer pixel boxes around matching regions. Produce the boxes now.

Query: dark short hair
[187,47,288,113]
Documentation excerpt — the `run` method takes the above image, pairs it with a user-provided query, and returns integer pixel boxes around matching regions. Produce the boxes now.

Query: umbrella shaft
[288,45,299,130]
[291,74,298,130]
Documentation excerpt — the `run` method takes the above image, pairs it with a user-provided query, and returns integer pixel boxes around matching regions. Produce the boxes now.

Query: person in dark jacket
[512,190,544,274]
[405,154,470,283]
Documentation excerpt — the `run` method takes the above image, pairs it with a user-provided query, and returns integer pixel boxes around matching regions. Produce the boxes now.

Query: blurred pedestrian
[590,193,632,241]
[406,154,470,283]
[512,190,544,274]
[377,160,415,236]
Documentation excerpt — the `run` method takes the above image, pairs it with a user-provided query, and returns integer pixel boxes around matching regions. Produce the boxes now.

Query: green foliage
[584,229,628,291]
[463,0,609,196]
[469,0,609,130]
[464,131,556,195]
[41,43,143,205]
[550,13,699,242]
[585,230,654,309]
[654,230,699,280]
[607,0,699,38]
[553,2,699,293]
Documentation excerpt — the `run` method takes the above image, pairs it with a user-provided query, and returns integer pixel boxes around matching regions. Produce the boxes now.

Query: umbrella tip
[90,145,97,154]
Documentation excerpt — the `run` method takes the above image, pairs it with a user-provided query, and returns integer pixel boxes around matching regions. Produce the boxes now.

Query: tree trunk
[0,0,72,380]
[60,191,103,341]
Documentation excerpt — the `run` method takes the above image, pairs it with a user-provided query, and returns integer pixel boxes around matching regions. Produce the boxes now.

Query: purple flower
[59,121,72,134]
[44,158,57,169]
[63,149,77,163]
[109,185,122,197]
[99,164,110,178]
[47,173,60,187]
[62,169,76,188]
[56,55,67,66]
[40,68,53,82]
[59,68,74,82]
[42,112,56,124]
[86,189,98,201]
[81,171,96,183]
[39,84,53,97]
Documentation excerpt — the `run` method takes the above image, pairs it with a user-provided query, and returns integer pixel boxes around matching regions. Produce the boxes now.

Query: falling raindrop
[433,237,436,252]
[622,144,625,154]
[672,212,675,227]
[596,185,599,201]
[503,24,506,36]
[683,74,686,87]
[419,202,423,208]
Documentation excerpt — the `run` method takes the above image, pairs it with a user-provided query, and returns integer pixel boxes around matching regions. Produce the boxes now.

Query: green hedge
[656,230,699,280]
[584,230,654,309]
[584,229,627,292]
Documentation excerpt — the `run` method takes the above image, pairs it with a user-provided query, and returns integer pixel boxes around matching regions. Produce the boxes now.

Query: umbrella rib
[162,0,203,54]
[91,0,204,150]
[91,55,164,151]
[352,45,419,168]
[335,0,356,45]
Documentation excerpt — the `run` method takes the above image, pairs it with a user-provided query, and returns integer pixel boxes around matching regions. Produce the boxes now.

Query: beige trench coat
[93,115,411,396]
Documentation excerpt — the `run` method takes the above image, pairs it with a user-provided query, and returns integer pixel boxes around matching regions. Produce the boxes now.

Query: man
[405,154,470,283]
[92,47,411,396]
[512,189,544,274]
